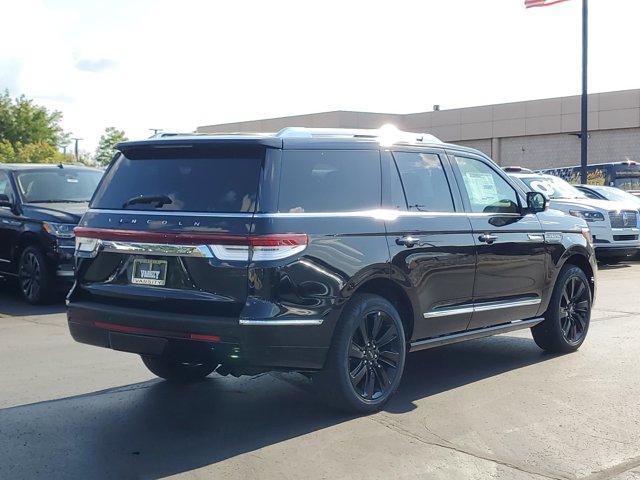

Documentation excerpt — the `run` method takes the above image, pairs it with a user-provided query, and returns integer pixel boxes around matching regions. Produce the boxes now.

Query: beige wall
[500,128,640,170]
[197,111,404,134]
[197,89,640,169]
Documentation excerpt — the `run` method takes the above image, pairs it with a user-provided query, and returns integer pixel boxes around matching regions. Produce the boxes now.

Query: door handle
[478,233,498,244]
[396,236,419,248]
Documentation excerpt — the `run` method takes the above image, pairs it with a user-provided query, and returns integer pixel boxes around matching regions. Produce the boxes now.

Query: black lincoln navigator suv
[67,127,597,413]
[0,164,103,304]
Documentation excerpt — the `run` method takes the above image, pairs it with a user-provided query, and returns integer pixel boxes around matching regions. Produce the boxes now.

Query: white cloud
[75,58,117,73]
[1,0,639,152]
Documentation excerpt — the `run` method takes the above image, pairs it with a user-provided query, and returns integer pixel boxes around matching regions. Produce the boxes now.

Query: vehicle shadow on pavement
[0,335,557,479]
[596,263,632,271]
[0,280,66,317]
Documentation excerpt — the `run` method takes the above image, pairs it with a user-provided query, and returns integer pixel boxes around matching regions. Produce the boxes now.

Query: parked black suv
[0,164,103,303]
[67,128,596,413]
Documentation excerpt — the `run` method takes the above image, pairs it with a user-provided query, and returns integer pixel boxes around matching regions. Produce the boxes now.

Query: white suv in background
[507,170,640,263]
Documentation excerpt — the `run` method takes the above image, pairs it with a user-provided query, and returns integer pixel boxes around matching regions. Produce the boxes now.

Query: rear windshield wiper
[122,195,173,209]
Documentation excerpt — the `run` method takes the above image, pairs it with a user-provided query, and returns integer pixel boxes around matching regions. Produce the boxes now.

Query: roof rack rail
[503,166,533,173]
[275,126,442,145]
[149,131,275,139]
[148,132,203,138]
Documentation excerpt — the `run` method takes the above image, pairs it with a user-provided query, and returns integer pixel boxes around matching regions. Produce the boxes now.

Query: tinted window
[0,171,12,201]
[16,169,102,203]
[278,150,380,213]
[455,156,519,214]
[389,160,408,210]
[393,152,454,212]
[92,152,262,213]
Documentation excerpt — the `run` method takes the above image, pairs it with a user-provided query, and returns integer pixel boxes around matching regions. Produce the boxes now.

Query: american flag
[525,0,570,7]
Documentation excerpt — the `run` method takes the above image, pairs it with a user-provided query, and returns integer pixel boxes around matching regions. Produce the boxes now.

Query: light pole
[71,138,83,162]
[579,0,588,184]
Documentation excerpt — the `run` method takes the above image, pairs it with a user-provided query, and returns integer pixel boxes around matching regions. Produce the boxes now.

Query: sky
[0,0,639,153]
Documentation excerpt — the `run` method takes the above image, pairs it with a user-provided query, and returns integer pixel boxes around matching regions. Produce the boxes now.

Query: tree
[13,141,70,164]
[95,127,128,165]
[0,90,66,148]
[0,89,69,163]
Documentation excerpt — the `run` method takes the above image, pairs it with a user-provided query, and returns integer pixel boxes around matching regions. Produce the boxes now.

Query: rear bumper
[67,301,330,371]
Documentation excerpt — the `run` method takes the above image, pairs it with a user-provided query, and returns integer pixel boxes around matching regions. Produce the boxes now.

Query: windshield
[598,187,640,205]
[16,169,103,203]
[519,175,587,200]
[613,177,640,191]
[91,151,262,213]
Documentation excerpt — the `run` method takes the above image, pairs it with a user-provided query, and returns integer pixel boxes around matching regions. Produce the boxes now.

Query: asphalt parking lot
[1,265,640,480]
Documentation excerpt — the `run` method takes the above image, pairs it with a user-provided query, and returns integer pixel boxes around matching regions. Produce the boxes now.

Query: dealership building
[197,88,640,170]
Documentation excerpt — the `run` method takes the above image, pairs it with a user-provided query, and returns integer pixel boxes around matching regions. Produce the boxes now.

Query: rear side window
[278,150,380,213]
[91,150,262,213]
[393,152,454,212]
[0,171,12,201]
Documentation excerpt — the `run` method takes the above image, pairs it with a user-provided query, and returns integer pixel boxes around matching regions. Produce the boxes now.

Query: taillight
[248,234,308,261]
[200,234,309,261]
[73,228,308,261]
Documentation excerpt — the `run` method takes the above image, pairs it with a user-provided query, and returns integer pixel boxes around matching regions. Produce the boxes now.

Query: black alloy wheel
[532,265,591,353]
[316,293,406,414]
[18,246,52,304]
[559,275,589,345]
[348,310,402,401]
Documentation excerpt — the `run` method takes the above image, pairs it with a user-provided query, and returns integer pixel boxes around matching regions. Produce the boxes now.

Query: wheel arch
[348,277,417,341]
[12,232,45,265]
[561,252,595,298]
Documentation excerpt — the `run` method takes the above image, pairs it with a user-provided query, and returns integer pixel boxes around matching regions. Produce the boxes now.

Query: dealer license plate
[131,258,167,286]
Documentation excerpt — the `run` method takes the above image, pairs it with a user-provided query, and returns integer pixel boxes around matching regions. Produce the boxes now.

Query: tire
[141,355,217,383]
[532,265,591,353]
[18,246,53,305]
[315,293,406,414]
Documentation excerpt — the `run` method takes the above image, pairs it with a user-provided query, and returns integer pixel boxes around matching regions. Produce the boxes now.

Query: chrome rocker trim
[409,317,544,352]
[423,298,541,318]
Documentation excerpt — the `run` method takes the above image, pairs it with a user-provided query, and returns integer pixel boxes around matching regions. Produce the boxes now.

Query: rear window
[278,150,380,213]
[91,150,262,213]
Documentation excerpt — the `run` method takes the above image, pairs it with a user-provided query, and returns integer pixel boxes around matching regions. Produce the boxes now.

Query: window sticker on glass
[66,176,79,183]
[529,180,555,196]
[464,172,499,204]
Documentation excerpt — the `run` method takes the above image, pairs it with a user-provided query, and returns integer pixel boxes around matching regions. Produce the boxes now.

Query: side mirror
[0,193,12,208]
[526,191,547,213]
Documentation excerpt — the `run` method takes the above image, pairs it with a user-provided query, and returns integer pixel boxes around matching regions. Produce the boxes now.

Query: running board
[409,317,544,352]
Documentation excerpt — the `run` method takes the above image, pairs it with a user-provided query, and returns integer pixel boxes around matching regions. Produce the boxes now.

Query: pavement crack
[371,414,569,480]
[583,432,633,446]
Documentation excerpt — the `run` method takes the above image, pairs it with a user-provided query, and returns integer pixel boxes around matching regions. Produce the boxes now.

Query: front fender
[539,231,596,314]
